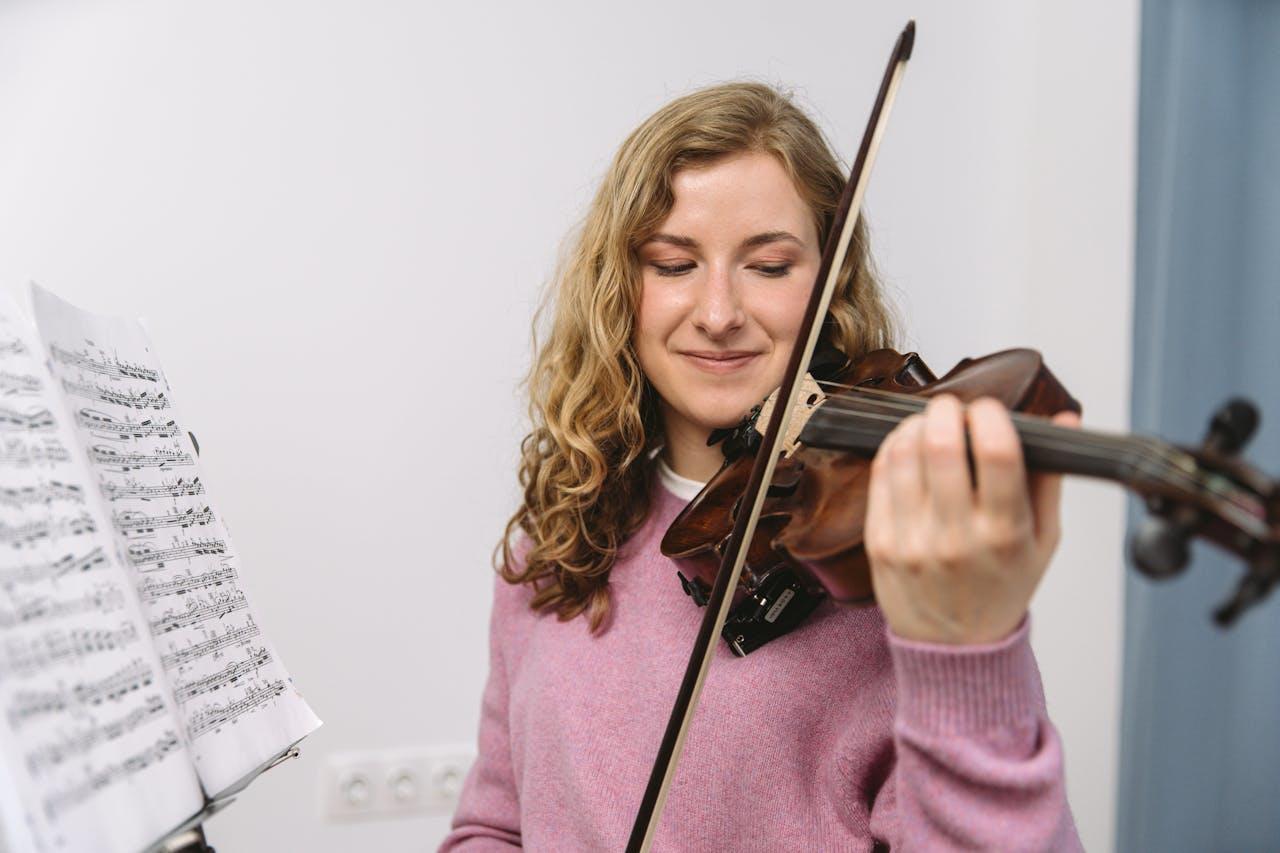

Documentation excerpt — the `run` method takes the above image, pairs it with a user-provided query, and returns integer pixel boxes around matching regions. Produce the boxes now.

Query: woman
[441,82,1082,851]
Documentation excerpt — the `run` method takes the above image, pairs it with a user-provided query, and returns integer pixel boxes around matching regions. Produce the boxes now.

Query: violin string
[758,372,1274,542]
[808,379,1166,463]
[808,379,1141,459]
[814,399,1201,497]
[803,383,1216,500]
[812,403,1218,507]
[815,401,1156,472]
[802,390,1267,529]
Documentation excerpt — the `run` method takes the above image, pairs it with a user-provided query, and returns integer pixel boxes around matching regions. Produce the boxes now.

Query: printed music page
[0,294,202,853]
[30,284,322,799]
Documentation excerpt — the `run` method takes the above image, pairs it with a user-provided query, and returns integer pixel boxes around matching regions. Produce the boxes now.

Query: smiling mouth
[679,351,762,374]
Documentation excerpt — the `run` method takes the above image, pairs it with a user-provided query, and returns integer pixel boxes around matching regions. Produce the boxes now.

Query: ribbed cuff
[888,616,1044,735]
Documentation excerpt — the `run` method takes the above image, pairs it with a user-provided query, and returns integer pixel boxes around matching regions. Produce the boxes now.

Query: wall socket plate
[322,744,475,821]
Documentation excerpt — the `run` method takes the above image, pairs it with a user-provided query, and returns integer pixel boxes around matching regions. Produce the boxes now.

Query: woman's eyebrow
[645,233,699,249]
[643,231,803,250]
[741,230,803,249]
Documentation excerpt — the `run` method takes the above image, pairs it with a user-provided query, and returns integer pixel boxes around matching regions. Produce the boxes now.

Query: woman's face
[635,150,822,442]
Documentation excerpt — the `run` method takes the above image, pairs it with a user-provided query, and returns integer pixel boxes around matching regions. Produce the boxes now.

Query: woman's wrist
[883,608,1028,647]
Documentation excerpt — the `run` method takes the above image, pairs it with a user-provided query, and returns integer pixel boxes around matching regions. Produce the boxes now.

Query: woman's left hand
[863,393,1081,645]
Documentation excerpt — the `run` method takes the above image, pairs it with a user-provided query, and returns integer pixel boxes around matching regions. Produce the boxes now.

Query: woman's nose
[690,265,746,340]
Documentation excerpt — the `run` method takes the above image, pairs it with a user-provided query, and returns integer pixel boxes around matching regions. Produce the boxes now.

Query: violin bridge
[754,373,826,457]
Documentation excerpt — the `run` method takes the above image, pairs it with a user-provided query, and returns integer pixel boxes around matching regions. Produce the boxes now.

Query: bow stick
[624,20,917,852]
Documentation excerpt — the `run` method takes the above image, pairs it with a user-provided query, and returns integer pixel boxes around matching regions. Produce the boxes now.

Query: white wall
[0,1,1137,850]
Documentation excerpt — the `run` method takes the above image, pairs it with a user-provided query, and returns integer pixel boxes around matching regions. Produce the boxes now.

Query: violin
[625,20,1279,852]
[665,347,1277,656]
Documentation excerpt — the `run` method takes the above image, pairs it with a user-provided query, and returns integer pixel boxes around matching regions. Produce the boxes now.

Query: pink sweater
[441,479,1080,851]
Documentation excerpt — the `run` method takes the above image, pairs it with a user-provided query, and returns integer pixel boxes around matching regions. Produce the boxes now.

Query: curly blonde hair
[500,81,897,631]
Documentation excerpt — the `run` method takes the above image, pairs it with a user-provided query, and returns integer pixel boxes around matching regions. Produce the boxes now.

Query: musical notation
[0,584,125,630]
[172,646,271,704]
[49,324,305,777]
[0,337,29,356]
[90,442,194,471]
[187,679,286,740]
[114,506,214,536]
[50,344,159,383]
[127,538,227,569]
[0,406,56,432]
[148,590,247,635]
[0,436,72,468]
[100,475,204,501]
[73,658,157,706]
[0,512,97,548]
[27,290,319,808]
[62,377,170,410]
[0,479,85,509]
[26,695,168,778]
[6,659,153,729]
[4,623,141,678]
[41,730,182,820]
[0,301,183,847]
[0,547,109,589]
[0,370,43,396]
[160,619,261,670]
[77,409,181,439]
[138,564,237,601]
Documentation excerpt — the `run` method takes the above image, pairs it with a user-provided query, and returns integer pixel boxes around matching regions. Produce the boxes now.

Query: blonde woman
[442,82,1082,851]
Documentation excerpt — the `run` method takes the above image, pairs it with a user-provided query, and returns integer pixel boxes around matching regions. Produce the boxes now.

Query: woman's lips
[679,351,762,374]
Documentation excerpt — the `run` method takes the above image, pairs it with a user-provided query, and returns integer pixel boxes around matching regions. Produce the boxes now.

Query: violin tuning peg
[1203,398,1259,455]
[1213,559,1280,627]
[1129,515,1190,579]
[1214,584,1251,627]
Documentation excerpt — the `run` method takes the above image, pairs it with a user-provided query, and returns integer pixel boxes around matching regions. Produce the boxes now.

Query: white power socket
[322,744,475,821]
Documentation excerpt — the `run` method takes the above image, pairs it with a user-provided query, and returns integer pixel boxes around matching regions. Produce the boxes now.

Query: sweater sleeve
[868,618,1082,852]
[438,576,523,851]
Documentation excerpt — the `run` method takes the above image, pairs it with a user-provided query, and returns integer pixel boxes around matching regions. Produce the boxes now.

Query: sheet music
[0,296,202,853]
[31,284,321,798]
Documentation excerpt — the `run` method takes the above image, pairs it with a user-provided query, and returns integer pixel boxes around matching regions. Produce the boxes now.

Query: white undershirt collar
[655,455,707,501]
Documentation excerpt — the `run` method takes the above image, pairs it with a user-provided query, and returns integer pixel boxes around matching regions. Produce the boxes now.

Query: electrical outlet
[425,750,473,814]
[322,745,475,821]
[381,751,431,817]
[322,752,384,820]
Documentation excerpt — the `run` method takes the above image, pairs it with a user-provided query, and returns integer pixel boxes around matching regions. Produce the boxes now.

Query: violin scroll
[1127,397,1280,625]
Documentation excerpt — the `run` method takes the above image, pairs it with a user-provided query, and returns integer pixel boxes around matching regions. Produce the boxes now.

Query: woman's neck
[660,414,724,483]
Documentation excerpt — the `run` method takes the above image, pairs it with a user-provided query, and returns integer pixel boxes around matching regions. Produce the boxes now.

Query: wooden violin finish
[664,346,1280,648]
[663,348,1081,626]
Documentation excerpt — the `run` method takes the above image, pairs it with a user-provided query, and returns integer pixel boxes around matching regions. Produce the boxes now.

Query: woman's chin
[660,384,777,437]
[684,402,761,433]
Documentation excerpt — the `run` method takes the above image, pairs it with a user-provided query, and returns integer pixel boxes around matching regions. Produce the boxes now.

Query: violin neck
[798,394,1161,486]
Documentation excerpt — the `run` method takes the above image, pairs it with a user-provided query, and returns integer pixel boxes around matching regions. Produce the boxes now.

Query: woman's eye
[651,261,696,277]
[752,263,793,278]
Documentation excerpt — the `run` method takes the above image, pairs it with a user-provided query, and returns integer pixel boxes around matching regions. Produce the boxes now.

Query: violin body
[661,348,1081,653]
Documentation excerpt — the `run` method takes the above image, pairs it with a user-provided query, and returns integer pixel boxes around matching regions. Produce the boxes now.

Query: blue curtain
[1119,1,1280,850]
